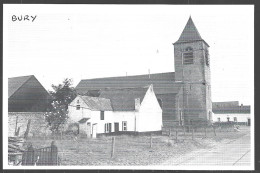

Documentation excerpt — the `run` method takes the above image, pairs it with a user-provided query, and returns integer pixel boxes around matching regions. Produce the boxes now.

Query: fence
[22,141,59,166]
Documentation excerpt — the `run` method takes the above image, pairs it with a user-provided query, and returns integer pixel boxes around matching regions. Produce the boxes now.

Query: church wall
[156,93,179,123]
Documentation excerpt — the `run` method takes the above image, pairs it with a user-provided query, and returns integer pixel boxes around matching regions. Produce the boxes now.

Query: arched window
[183,47,194,65]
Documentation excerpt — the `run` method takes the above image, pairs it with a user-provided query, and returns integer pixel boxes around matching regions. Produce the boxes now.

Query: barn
[68,85,162,137]
[8,75,52,112]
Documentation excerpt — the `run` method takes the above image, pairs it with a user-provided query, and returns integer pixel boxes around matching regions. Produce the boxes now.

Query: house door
[92,124,97,138]
[114,123,119,132]
[86,123,91,138]
[247,118,251,126]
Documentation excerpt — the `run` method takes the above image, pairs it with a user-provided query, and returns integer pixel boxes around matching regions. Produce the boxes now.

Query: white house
[68,85,162,138]
[212,101,251,126]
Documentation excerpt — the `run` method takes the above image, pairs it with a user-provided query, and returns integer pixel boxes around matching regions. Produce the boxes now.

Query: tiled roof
[98,86,149,111]
[76,72,180,95]
[8,75,33,98]
[174,17,209,46]
[212,101,250,114]
[80,95,113,111]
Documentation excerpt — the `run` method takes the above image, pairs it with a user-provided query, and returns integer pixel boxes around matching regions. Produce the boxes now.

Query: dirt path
[161,129,251,166]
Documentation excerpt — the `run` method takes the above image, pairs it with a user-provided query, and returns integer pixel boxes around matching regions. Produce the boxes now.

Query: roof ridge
[81,72,175,81]
[102,85,150,91]
[8,75,34,79]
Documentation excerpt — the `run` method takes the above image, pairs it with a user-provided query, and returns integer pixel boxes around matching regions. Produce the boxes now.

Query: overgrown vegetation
[45,78,77,133]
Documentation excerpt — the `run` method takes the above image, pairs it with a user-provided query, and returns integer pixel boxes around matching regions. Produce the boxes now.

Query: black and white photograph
[3,4,254,170]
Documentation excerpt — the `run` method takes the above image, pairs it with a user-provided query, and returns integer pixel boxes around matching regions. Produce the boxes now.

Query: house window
[183,47,194,65]
[77,100,80,103]
[227,117,230,122]
[100,111,104,120]
[234,117,237,122]
[218,118,221,122]
[76,105,80,110]
[205,49,210,66]
[122,121,127,131]
[104,123,111,133]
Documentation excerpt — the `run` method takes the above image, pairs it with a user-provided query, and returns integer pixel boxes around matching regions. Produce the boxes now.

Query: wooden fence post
[169,128,171,137]
[204,127,207,137]
[24,119,31,139]
[213,126,217,136]
[50,141,58,165]
[183,126,186,136]
[150,133,152,148]
[15,127,20,136]
[14,116,18,136]
[175,130,178,143]
[111,137,115,158]
[192,128,194,140]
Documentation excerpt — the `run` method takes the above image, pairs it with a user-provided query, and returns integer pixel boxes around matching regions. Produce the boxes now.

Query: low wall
[8,112,52,137]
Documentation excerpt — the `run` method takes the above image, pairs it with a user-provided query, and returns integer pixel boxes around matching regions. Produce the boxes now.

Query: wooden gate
[22,141,59,166]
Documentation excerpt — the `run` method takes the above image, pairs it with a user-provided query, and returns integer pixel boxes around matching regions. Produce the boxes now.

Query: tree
[44,78,77,133]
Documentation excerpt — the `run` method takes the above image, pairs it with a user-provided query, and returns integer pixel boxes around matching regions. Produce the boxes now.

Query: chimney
[135,98,141,110]
[148,69,150,79]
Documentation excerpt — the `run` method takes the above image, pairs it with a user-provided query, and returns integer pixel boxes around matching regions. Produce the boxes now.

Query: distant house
[212,101,251,126]
[8,75,52,112]
[68,85,162,137]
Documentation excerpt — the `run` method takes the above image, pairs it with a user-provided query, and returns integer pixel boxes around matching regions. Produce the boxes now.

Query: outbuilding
[212,101,251,126]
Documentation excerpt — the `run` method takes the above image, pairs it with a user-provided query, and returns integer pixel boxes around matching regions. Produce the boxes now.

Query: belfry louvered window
[183,47,194,65]
[205,49,210,66]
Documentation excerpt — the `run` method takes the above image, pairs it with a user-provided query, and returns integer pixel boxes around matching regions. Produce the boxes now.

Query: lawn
[25,126,250,166]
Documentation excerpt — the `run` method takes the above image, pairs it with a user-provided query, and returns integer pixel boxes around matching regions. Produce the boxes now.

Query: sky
[3,5,254,105]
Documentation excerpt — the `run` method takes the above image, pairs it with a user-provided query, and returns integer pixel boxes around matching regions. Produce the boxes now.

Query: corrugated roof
[80,95,113,111]
[98,86,149,111]
[76,72,180,95]
[8,75,33,98]
[174,17,209,46]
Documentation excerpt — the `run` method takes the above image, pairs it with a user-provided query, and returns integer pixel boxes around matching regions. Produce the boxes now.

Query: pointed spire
[174,17,208,46]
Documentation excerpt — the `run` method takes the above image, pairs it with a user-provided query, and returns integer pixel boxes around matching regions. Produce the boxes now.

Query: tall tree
[45,78,77,133]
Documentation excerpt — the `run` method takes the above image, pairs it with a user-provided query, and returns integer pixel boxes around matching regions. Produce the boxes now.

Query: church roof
[98,86,149,111]
[174,17,209,46]
[76,72,181,95]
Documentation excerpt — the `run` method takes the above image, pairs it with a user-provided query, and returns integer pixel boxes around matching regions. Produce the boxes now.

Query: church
[75,17,212,127]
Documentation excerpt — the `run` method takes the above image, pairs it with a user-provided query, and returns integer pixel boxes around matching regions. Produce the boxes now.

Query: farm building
[68,85,162,137]
[8,75,52,112]
[212,101,251,126]
[75,17,212,127]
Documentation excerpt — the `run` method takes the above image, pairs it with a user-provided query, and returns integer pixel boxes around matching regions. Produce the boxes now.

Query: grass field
[25,126,250,166]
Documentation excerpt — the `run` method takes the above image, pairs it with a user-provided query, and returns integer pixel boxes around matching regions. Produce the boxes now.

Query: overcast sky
[4,5,254,105]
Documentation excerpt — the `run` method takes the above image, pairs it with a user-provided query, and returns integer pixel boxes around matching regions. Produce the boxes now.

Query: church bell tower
[173,17,212,125]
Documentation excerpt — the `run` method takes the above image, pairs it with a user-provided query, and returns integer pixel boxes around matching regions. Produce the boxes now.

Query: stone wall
[174,41,212,124]
[8,112,52,137]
